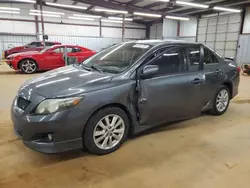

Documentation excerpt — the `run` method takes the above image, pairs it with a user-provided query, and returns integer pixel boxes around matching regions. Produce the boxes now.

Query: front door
[138,47,204,126]
[44,47,65,69]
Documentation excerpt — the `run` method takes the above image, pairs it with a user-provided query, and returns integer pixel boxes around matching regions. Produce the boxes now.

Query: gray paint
[11,41,240,153]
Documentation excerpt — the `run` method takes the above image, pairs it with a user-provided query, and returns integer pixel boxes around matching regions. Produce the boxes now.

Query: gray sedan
[11,40,240,155]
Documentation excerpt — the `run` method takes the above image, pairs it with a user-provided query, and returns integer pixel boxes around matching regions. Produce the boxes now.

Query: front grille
[17,97,31,110]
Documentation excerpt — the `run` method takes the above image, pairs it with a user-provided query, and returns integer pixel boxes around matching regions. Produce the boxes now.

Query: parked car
[11,40,240,155]
[3,41,61,58]
[6,45,96,74]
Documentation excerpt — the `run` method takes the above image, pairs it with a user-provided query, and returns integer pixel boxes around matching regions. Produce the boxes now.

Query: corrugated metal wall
[242,7,250,33]
[197,13,241,57]
[0,34,134,59]
[236,34,250,65]
[0,34,37,58]
[47,35,130,52]
[178,36,196,42]
[150,23,163,39]
[179,17,197,37]
[163,19,178,39]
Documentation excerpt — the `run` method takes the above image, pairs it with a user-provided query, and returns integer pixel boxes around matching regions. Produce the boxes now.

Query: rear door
[201,46,224,104]
[137,46,204,126]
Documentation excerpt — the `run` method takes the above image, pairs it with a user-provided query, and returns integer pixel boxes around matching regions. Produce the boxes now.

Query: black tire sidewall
[212,86,230,115]
[20,59,37,74]
[83,107,129,155]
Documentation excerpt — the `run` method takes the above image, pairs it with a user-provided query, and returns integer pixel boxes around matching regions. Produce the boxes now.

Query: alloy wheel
[216,89,229,112]
[93,114,125,150]
[21,60,37,73]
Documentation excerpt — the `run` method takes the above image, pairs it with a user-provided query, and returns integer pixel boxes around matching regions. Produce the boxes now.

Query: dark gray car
[11,40,240,155]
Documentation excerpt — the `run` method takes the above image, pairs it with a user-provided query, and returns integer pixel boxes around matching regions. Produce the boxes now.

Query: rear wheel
[210,85,230,115]
[83,107,129,155]
[20,59,38,74]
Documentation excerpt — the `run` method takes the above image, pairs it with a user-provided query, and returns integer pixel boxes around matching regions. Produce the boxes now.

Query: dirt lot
[0,63,250,188]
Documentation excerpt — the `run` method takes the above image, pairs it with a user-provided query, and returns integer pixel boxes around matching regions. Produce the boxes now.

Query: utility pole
[122,14,125,42]
[39,0,45,45]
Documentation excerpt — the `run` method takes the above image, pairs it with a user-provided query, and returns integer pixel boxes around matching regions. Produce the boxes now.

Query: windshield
[40,46,53,53]
[83,42,153,74]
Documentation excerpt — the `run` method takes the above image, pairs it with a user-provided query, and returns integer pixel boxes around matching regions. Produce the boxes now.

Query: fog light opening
[48,134,53,142]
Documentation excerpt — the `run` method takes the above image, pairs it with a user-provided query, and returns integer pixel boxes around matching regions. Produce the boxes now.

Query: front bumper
[14,128,82,153]
[6,60,14,69]
[3,51,8,59]
[6,59,18,70]
[11,95,89,153]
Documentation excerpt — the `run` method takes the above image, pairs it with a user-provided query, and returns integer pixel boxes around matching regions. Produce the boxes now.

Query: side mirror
[141,65,159,79]
[49,51,56,54]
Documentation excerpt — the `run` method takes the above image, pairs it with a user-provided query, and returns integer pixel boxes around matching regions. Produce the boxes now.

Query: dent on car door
[137,47,203,127]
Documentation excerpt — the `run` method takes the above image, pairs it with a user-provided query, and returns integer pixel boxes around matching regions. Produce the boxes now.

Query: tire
[83,107,129,155]
[210,85,230,115]
[20,59,38,74]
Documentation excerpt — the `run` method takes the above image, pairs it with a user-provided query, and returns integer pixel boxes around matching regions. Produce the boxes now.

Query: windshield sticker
[133,44,149,49]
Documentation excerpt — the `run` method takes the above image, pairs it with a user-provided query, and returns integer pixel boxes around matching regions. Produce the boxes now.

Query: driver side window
[27,42,37,48]
[53,47,64,54]
[150,48,182,76]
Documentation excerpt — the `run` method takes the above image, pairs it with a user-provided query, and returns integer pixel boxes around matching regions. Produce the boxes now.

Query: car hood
[5,46,24,52]
[8,51,41,58]
[20,65,113,98]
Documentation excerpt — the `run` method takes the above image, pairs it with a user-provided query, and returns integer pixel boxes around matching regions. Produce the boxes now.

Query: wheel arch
[17,58,38,69]
[83,103,134,136]
[222,81,233,99]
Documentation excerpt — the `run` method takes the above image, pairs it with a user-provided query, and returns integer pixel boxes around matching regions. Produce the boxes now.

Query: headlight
[35,97,82,115]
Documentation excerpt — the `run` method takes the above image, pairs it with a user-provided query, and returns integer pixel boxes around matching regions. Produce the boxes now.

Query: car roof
[135,39,200,46]
[32,41,60,43]
[51,44,80,47]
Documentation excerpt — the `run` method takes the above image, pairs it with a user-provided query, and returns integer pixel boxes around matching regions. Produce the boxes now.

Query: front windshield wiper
[81,64,92,71]
[90,65,103,74]
[81,64,103,74]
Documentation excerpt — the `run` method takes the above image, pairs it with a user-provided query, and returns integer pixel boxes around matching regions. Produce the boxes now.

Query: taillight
[236,67,241,73]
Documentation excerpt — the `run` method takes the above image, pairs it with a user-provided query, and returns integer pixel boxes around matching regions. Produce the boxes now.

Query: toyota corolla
[11,40,240,155]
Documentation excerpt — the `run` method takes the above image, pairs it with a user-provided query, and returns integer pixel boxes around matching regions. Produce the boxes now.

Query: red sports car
[3,41,61,58]
[6,45,96,74]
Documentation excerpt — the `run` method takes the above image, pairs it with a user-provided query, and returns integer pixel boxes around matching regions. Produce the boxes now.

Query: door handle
[216,69,220,73]
[191,78,203,84]
[139,98,147,104]
[216,69,223,75]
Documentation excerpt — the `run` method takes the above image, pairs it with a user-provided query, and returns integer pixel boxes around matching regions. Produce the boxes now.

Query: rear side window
[66,47,82,53]
[185,46,201,72]
[72,48,81,52]
[186,47,200,66]
[45,42,54,46]
[36,42,42,47]
[204,47,219,64]
[53,47,64,53]
[27,42,38,48]
[150,48,181,76]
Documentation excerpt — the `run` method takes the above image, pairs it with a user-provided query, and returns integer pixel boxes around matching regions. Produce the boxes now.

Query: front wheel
[83,107,129,155]
[210,85,230,115]
[20,59,38,74]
